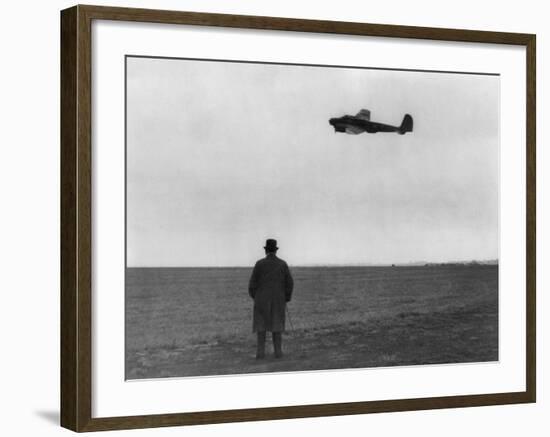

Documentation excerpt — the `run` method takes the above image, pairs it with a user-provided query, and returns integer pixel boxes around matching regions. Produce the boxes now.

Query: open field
[125,265,498,379]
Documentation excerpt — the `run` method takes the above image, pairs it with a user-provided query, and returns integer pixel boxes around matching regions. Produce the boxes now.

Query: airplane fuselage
[329,116,401,134]
[329,112,413,135]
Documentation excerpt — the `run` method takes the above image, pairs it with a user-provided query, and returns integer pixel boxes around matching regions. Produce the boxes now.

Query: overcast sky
[126,56,499,267]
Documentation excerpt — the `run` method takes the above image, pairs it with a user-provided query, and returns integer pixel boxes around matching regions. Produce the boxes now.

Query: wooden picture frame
[61,4,536,432]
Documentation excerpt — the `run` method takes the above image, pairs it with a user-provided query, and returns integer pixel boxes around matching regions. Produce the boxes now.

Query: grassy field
[125,265,498,379]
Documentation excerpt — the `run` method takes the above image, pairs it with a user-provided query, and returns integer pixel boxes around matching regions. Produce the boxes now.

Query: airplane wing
[345,125,365,135]
[355,109,371,121]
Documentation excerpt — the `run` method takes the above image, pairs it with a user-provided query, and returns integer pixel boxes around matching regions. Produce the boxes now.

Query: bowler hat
[264,239,278,252]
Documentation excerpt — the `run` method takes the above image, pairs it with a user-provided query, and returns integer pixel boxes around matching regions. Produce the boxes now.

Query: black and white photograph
[124,56,499,380]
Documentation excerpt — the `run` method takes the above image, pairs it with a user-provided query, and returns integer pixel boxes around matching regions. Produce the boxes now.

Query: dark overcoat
[248,253,294,333]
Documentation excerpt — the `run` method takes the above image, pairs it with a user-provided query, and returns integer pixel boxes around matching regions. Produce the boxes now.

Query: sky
[126,56,499,267]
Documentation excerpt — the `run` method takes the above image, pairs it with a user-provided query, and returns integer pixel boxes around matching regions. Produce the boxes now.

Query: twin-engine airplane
[329,109,413,135]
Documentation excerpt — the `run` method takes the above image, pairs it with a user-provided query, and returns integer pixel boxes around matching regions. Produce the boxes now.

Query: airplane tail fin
[398,114,413,134]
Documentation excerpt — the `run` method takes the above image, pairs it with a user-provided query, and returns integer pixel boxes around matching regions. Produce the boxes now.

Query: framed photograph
[60,4,536,432]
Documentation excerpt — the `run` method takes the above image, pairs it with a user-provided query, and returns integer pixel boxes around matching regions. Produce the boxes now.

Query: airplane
[329,109,413,135]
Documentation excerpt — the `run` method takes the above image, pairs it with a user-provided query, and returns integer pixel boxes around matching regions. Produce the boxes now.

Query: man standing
[248,239,294,359]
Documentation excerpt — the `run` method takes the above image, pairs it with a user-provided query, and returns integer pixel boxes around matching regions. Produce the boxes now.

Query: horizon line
[126,258,499,269]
